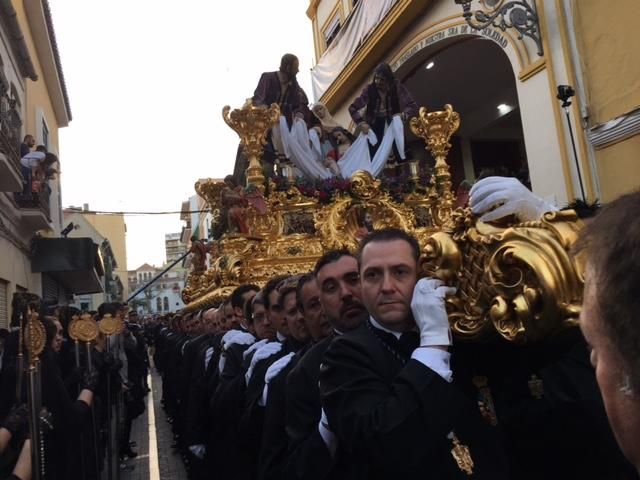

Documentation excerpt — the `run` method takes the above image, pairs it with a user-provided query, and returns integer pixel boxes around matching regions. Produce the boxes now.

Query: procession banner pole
[126,251,190,303]
[24,309,46,480]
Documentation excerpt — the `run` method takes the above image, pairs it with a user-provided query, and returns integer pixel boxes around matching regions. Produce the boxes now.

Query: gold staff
[99,313,123,480]
[24,309,45,480]
[69,313,101,479]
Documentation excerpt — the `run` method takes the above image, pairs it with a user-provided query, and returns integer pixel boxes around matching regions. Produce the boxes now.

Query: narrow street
[121,368,187,480]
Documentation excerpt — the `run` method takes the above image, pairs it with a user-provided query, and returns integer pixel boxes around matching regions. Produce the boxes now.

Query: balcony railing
[14,183,52,221]
[0,125,20,170]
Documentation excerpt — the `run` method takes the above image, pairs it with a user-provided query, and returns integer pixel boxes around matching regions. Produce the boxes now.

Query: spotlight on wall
[497,104,511,114]
[425,61,435,70]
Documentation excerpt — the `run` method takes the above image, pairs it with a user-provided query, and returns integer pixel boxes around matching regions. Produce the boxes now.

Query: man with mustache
[319,229,508,479]
[284,250,369,480]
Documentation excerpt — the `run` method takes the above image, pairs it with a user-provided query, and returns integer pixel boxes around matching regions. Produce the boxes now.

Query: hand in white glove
[318,408,338,457]
[188,444,206,460]
[469,176,557,222]
[224,331,255,349]
[221,330,241,349]
[258,352,295,406]
[245,342,283,385]
[411,278,457,347]
[243,339,269,360]
[265,352,295,385]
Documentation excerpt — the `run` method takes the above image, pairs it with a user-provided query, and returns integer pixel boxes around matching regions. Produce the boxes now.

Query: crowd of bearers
[154,226,636,480]
[0,300,149,480]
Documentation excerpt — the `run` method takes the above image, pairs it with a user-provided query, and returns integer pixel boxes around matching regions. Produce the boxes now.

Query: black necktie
[398,331,419,358]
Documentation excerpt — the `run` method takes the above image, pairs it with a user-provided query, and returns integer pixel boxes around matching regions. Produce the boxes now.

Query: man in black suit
[283,250,369,480]
[319,229,509,479]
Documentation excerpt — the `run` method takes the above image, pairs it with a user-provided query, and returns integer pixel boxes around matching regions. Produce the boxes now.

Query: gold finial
[410,104,460,229]
[222,99,281,193]
[24,310,45,366]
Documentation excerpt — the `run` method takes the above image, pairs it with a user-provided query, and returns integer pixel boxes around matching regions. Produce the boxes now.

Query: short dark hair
[279,53,298,72]
[575,191,640,391]
[245,290,265,325]
[278,275,302,308]
[296,272,316,312]
[358,228,420,266]
[35,145,47,153]
[231,284,260,309]
[314,249,354,277]
[97,302,118,320]
[263,275,288,310]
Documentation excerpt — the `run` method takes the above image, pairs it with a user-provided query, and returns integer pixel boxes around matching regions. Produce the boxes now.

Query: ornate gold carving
[69,313,99,343]
[24,310,45,366]
[183,104,585,345]
[423,207,584,343]
[449,432,474,475]
[315,171,415,251]
[222,100,280,192]
[410,105,460,230]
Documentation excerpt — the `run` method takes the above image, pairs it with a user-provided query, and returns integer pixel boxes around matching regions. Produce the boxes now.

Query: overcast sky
[48,0,315,270]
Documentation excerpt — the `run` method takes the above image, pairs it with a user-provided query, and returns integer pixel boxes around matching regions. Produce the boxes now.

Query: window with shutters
[0,279,8,330]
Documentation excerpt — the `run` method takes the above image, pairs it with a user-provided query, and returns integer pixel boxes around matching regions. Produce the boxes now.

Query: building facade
[63,211,123,311]
[70,205,129,299]
[0,1,102,328]
[128,263,185,315]
[307,0,639,206]
[165,232,187,264]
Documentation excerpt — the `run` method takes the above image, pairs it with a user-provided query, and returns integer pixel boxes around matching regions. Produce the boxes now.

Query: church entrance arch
[393,29,530,196]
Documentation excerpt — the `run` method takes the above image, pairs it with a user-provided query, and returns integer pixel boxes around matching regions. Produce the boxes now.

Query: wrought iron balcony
[0,93,23,191]
[14,183,52,230]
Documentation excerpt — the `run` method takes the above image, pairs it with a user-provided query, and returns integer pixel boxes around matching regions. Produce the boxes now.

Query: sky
[48,0,315,270]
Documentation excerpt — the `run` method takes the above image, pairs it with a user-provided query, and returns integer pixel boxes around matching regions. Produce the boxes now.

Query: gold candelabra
[222,99,280,192]
[410,104,460,230]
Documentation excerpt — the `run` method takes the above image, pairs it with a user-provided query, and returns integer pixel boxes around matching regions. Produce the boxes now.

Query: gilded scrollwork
[182,103,586,346]
[314,172,415,251]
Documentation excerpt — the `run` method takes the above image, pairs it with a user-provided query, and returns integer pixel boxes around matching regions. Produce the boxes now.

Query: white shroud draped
[276,115,405,180]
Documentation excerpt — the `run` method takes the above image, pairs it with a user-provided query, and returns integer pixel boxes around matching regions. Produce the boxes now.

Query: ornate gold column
[222,100,280,192]
[410,104,460,230]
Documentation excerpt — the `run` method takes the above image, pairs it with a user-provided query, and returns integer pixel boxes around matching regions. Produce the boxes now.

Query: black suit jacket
[319,322,508,479]
[283,335,348,480]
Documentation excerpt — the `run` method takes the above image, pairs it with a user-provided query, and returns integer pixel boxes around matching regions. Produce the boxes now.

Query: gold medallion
[76,313,99,343]
[98,313,118,336]
[24,311,46,364]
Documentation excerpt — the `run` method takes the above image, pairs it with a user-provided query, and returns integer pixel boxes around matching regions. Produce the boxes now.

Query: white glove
[469,176,557,222]
[411,278,457,347]
[243,339,269,360]
[188,444,206,460]
[258,352,295,406]
[224,331,255,349]
[318,408,338,457]
[245,342,283,385]
[265,352,294,385]
[221,330,241,349]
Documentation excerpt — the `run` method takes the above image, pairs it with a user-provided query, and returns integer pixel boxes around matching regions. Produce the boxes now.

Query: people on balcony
[19,134,35,158]
[19,145,58,195]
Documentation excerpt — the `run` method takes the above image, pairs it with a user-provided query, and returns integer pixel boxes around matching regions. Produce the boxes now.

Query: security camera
[557,85,575,108]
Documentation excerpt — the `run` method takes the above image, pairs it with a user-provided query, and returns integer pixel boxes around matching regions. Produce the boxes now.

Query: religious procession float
[181,100,584,345]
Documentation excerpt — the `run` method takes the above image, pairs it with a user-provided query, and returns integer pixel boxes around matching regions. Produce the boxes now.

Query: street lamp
[556,85,586,202]
[454,0,543,56]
